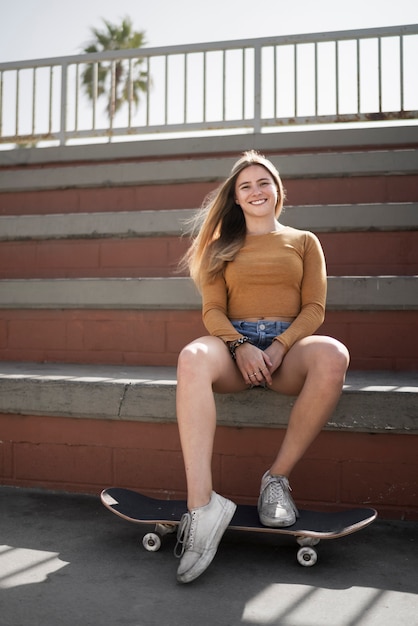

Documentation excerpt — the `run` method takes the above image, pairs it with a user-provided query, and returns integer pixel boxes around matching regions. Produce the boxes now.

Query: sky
[0,0,417,63]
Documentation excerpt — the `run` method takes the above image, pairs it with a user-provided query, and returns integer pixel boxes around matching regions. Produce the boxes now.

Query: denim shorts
[231,320,291,350]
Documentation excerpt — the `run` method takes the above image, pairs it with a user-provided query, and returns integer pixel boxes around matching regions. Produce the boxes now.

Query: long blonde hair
[181,150,286,289]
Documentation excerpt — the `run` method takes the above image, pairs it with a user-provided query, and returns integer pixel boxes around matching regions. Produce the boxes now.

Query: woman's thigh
[270,335,350,396]
[178,335,248,393]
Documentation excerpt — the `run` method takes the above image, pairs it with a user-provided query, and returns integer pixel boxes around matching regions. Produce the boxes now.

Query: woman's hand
[264,339,287,372]
[234,342,273,386]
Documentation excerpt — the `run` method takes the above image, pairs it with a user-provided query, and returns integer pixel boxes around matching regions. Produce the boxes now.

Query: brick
[0,181,216,215]
[81,317,165,353]
[386,175,418,202]
[216,455,341,505]
[286,175,418,205]
[0,415,180,449]
[349,316,417,359]
[292,459,341,504]
[166,316,206,353]
[341,460,418,507]
[14,442,113,485]
[0,441,13,478]
[168,238,190,272]
[0,189,79,214]
[220,454,273,498]
[0,319,7,348]
[320,232,418,276]
[8,318,67,350]
[37,241,100,273]
[215,426,285,458]
[0,242,38,278]
[100,238,170,270]
[113,448,185,493]
[321,311,418,370]
[102,421,181,451]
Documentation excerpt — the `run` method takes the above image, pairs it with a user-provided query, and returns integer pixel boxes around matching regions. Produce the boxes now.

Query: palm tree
[81,17,149,122]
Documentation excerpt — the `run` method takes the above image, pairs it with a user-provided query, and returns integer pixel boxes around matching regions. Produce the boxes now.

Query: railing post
[59,62,68,146]
[254,43,262,134]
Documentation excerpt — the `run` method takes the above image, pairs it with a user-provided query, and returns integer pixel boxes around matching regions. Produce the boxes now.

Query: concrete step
[0,203,417,240]
[1,361,416,517]
[0,276,416,310]
[4,125,418,167]
[2,149,418,193]
[0,361,416,434]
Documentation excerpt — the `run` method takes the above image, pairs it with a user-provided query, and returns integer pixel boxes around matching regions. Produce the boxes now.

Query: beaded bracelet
[228,336,251,360]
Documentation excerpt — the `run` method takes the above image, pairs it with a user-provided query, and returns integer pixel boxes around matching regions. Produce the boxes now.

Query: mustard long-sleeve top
[201,227,327,352]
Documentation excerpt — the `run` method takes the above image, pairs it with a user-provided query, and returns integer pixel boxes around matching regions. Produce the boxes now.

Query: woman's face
[234,164,279,221]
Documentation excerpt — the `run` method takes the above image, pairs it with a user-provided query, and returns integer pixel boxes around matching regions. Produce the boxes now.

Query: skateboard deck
[101,488,377,566]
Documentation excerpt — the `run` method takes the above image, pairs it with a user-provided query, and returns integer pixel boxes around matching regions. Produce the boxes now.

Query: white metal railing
[0,24,417,148]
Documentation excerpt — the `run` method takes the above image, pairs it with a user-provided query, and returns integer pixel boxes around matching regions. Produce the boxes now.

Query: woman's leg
[176,335,246,510]
[175,335,246,583]
[257,335,349,527]
[269,335,350,477]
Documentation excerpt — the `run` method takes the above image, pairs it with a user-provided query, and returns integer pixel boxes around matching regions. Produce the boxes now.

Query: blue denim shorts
[231,320,291,350]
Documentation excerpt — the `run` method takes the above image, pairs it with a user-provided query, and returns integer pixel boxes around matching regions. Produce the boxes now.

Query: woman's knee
[315,337,350,380]
[177,340,203,376]
[177,336,225,379]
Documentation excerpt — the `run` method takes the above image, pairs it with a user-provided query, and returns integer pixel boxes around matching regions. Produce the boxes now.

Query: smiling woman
[173,150,350,583]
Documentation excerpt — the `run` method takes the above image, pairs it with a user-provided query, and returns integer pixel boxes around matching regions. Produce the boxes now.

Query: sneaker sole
[258,511,296,528]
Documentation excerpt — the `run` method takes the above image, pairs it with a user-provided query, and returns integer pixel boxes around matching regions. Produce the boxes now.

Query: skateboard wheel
[297,546,317,567]
[142,533,162,552]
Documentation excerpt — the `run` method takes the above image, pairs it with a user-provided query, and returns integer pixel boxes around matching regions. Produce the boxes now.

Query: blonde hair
[181,150,285,289]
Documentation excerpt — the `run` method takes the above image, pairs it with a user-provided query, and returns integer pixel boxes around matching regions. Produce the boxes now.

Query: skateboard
[101,487,377,567]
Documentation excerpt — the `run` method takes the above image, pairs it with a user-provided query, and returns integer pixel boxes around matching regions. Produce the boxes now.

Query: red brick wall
[1,174,417,215]
[0,309,416,370]
[0,413,416,520]
[1,231,417,279]
[0,237,190,279]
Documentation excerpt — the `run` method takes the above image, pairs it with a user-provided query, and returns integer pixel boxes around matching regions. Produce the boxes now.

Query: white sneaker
[258,471,299,527]
[175,492,236,583]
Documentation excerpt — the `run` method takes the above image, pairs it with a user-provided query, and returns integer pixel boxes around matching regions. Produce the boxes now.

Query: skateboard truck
[142,523,176,552]
[296,537,320,566]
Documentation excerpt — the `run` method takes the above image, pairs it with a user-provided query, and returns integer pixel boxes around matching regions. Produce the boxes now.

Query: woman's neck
[246,219,283,236]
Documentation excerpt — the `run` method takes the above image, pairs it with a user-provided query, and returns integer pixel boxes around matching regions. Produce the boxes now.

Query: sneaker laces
[263,475,299,516]
[174,511,196,558]
[264,475,289,504]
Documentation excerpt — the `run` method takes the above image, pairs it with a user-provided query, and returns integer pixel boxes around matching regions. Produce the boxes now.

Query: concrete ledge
[2,125,418,166]
[0,209,193,241]
[0,362,416,433]
[0,276,417,310]
[1,149,418,192]
[0,203,417,241]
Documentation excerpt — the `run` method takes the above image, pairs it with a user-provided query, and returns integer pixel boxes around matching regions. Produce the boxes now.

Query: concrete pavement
[1,486,417,626]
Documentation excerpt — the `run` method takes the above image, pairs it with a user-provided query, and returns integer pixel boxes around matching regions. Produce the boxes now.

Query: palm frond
[80,16,149,119]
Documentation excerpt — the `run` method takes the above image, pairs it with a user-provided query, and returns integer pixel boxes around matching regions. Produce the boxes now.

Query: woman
[174,150,349,583]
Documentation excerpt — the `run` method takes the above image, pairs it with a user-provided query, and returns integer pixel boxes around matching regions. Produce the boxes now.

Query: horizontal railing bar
[1,24,417,71]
